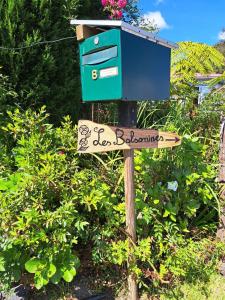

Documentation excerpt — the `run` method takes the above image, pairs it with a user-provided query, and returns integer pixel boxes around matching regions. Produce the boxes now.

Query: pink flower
[118,0,127,8]
[101,0,108,6]
[104,0,125,19]
[112,9,123,19]
[109,0,116,5]
[116,10,123,19]
[58,151,65,155]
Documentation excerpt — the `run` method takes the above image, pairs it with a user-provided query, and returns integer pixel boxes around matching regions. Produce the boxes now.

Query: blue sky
[139,0,225,45]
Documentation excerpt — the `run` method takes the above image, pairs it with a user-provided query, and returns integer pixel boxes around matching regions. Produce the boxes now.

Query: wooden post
[217,115,225,241]
[118,101,138,300]
[218,115,225,184]
[124,148,137,299]
[217,115,225,278]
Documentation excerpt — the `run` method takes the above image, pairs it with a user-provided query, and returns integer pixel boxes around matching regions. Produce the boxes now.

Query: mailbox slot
[82,46,118,65]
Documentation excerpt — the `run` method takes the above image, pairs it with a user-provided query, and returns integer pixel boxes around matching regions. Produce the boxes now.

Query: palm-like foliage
[171,42,225,88]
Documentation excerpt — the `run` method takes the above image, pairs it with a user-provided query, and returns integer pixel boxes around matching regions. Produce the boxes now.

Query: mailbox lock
[94,36,99,45]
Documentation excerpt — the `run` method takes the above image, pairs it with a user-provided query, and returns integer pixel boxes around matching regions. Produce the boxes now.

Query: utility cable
[0,36,75,51]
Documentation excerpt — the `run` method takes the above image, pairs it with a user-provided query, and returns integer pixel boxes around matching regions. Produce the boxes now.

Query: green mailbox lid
[80,28,121,55]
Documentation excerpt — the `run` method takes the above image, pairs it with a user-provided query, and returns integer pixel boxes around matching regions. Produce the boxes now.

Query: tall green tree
[215,41,225,58]
[215,29,225,57]
[0,70,17,113]
[214,30,225,81]
[171,42,225,95]
[0,0,103,123]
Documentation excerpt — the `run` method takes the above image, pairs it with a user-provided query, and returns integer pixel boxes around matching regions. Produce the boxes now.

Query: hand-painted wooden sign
[78,120,181,153]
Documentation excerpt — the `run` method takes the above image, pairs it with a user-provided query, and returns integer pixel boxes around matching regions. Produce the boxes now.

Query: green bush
[91,134,221,284]
[0,70,17,118]
[165,239,225,282]
[0,107,114,290]
[0,105,223,293]
[90,98,223,288]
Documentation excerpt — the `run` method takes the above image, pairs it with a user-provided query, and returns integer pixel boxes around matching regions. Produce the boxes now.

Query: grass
[160,273,225,300]
[28,272,225,300]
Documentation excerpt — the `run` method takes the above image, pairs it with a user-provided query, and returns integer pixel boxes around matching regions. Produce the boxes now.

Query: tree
[214,29,225,78]
[0,70,17,111]
[123,0,140,24]
[215,41,225,58]
[0,0,103,124]
[215,29,225,57]
[171,42,225,95]
[0,0,143,123]
[172,42,224,81]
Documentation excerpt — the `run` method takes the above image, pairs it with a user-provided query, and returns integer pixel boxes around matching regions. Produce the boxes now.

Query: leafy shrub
[91,100,221,289]
[0,70,17,118]
[91,129,220,285]
[0,103,223,293]
[0,107,112,290]
[165,239,225,283]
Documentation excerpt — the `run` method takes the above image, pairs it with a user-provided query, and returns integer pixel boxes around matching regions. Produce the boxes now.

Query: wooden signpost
[72,19,179,300]
[78,120,181,153]
[77,119,181,299]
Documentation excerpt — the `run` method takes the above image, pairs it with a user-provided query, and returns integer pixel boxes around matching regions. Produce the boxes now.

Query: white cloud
[143,11,170,30]
[218,31,225,40]
[155,0,164,5]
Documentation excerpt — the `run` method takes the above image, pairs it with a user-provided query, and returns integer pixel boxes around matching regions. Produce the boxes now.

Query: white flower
[137,212,143,220]
[167,181,178,192]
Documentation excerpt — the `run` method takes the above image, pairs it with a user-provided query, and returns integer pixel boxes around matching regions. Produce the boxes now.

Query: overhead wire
[0,36,75,51]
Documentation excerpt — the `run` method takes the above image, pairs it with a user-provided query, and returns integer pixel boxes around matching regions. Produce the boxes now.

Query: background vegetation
[0,0,225,299]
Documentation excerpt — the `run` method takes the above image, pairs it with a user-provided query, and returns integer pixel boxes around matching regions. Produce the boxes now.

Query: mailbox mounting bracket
[76,25,104,42]
[118,101,137,128]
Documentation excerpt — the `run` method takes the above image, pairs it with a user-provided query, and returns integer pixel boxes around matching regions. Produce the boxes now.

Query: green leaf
[0,180,9,191]
[163,210,170,218]
[34,273,44,290]
[13,268,21,282]
[170,215,177,222]
[0,265,5,272]
[46,263,56,278]
[50,269,62,284]
[25,258,43,273]
[0,256,5,272]
[62,267,76,283]
[34,271,49,290]
[74,256,80,269]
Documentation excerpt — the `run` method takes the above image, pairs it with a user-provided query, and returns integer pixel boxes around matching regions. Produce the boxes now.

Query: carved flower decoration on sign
[79,125,90,135]
[78,125,91,152]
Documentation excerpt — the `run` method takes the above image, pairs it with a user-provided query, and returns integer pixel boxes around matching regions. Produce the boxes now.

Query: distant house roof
[195,73,222,81]
[212,85,225,95]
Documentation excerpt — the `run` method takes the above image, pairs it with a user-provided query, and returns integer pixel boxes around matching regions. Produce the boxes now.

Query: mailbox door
[79,29,122,102]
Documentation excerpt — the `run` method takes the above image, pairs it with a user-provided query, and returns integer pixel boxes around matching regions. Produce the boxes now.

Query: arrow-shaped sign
[166,137,180,143]
[78,120,181,154]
